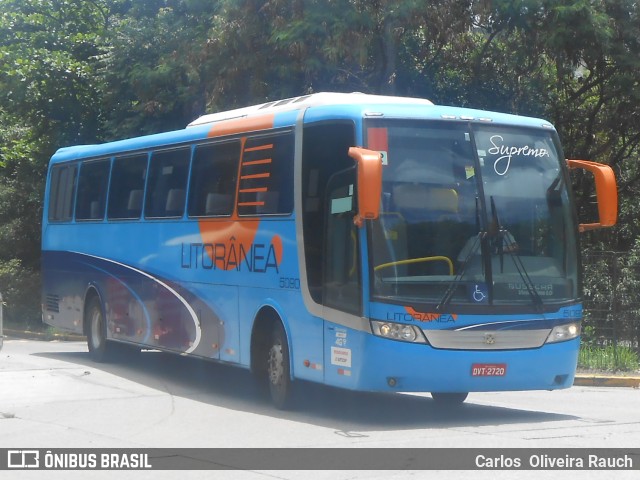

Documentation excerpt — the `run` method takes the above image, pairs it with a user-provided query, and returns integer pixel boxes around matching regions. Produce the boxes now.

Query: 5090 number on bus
[279,277,300,290]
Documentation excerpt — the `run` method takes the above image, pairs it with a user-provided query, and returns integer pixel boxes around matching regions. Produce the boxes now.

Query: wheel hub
[268,344,284,385]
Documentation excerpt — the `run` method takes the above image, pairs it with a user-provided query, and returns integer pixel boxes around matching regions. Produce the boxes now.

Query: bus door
[322,167,362,316]
[321,167,363,380]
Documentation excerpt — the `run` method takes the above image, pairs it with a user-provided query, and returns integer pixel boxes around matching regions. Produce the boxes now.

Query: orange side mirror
[567,159,618,232]
[348,147,383,227]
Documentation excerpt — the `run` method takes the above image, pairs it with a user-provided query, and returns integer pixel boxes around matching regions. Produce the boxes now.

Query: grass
[578,344,640,372]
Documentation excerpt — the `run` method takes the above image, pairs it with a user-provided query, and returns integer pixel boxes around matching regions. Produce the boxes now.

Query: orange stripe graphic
[243,158,272,166]
[244,144,274,152]
[207,115,275,138]
[241,173,270,180]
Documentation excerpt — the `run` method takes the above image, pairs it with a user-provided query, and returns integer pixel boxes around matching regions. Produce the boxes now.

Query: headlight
[371,320,427,343]
[546,322,581,344]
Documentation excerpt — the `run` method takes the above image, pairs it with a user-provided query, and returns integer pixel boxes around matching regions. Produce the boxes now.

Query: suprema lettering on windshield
[488,135,550,176]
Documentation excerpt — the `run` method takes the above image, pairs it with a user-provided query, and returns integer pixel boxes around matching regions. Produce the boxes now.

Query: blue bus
[41,92,617,408]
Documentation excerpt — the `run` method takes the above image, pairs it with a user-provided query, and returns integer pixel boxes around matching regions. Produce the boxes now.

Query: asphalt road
[1,338,639,480]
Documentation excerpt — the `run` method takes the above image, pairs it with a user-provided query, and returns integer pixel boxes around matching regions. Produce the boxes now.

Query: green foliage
[582,250,640,352]
[99,0,220,137]
[578,344,640,372]
[0,0,108,147]
[0,109,45,269]
[0,0,639,335]
[0,258,41,327]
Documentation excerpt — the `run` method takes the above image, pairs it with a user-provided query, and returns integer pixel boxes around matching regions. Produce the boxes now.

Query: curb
[573,374,640,388]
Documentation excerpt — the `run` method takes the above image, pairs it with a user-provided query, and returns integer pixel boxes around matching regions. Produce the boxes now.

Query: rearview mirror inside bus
[567,159,618,232]
[348,147,383,227]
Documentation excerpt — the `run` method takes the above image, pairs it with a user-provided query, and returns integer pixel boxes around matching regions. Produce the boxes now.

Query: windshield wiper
[436,197,488,312]
[490,196,505,273]
[490,196,544,312]
[437,197,545,312]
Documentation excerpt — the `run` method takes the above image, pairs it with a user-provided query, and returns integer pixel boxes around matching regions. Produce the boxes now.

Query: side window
[76,160,110,221]
[48,163,78,222]
[108,154,148,220]
[237,132,294,216]
[145,147,190,218]
[188,141,240,217]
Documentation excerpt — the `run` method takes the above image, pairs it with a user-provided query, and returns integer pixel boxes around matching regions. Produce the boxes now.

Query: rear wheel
[86,296,111,362]
[431,392,469,405]
[267,322,293,409]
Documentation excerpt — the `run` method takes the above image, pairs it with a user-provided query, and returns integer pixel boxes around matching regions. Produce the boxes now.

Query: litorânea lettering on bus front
[386,307,458,323]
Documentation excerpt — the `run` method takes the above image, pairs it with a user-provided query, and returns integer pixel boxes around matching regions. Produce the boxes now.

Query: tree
[0,0,109,323]
[99,0,223,138]
[0,0,638,334]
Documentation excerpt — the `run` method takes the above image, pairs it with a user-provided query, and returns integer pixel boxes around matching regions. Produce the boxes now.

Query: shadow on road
[37,345,578,433]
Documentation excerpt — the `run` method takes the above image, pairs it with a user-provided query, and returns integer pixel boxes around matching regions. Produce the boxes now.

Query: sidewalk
[3,327,85,342]
[3,328,640,388]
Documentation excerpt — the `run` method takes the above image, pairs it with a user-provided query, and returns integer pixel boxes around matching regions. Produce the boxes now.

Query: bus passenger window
[145,148,190,218]
[108,154,148,220]
[188,141,239,217]
[238,132,294,216]
[76,159,110,221]
[48,163,78,222]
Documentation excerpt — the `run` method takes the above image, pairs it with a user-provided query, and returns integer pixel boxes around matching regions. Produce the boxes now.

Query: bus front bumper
[323,332,580,394]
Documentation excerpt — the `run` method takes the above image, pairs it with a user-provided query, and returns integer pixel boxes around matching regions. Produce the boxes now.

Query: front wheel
[431,392,469,405]
[267,322,293,409]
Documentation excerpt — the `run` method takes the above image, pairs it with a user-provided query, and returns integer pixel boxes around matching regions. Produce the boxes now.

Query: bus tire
[430,392,468,405]
[267,322,293,410]
[86,296,111,362]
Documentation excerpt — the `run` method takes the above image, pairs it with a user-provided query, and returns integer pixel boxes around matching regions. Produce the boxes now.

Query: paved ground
[1,337,639,480]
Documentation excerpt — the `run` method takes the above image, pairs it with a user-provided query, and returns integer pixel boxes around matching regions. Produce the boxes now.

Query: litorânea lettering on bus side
[181,239,280,273]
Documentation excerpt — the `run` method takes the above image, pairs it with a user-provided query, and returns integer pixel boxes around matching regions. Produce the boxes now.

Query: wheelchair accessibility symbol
[470,283,488,304]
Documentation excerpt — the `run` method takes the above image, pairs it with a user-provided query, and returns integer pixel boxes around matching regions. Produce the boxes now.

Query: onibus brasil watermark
[2,448,638,471]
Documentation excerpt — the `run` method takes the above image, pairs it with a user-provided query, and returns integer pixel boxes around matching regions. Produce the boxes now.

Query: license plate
[471,363,507,377]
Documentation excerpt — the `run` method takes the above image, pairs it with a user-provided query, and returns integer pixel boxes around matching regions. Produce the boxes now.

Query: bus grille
[423,329,552,350]
[45,294,60,313]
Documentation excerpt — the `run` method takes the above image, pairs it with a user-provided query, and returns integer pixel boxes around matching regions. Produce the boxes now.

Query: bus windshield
[367,120,578,309]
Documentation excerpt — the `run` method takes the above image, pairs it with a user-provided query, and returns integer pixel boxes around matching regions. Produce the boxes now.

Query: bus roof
[186,92,435,127]
[50,92,555,164]
[186,92,554,131]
